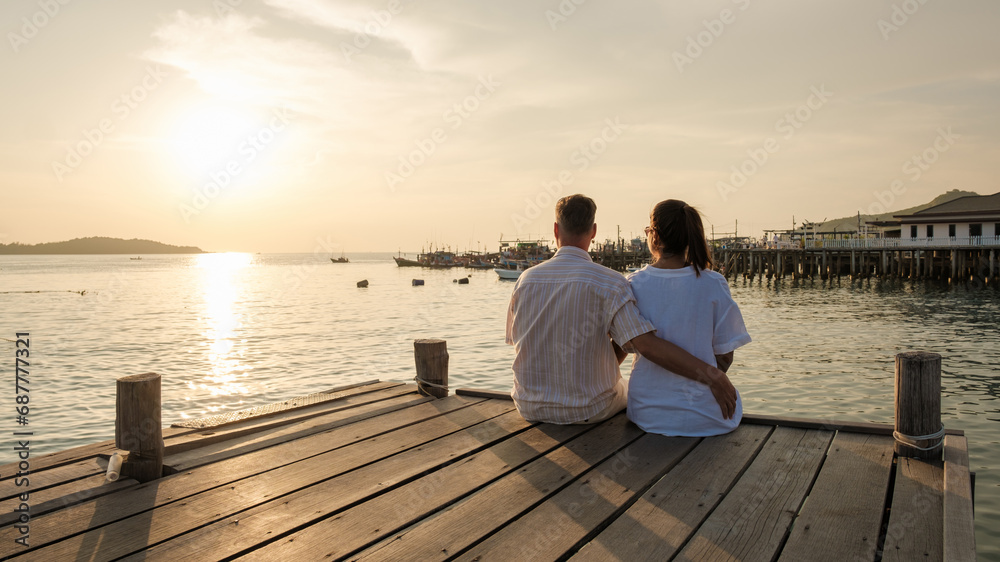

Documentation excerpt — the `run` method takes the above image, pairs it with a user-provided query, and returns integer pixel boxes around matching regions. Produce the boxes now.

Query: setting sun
[168,103,261,177]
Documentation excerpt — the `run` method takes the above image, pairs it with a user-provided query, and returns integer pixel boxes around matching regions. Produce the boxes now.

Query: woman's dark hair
[650,199,712,276]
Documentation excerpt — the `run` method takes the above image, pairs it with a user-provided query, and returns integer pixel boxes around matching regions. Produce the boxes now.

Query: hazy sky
[2,0,998,252]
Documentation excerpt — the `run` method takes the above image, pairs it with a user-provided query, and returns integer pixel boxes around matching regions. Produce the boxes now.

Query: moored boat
[393,248,460,268]
[393,255,421,267]
[494,266,523,280]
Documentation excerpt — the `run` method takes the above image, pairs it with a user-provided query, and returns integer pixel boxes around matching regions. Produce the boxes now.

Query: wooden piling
[414,338,449,398]
[115,372,164,482]
[894,352,943,461]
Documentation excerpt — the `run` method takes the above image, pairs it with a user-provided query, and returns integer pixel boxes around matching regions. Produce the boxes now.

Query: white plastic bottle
[106,452,123,482]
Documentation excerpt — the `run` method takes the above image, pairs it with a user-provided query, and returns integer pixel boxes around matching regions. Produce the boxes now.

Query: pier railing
[725,236,1000,250]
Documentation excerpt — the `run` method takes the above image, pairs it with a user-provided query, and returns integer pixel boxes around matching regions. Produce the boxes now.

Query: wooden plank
[20,398,512,561]
[741,413,964,437]
[166,392,430,471]
[121,407,531,561]
[169,381,403,434]
[675,426,833,562]
[450,392,955,437]
[571,424,772,562]
[352,413,644,562]
[0,457,107,502]
[0,381,397,481]
[0,395,486,555]
[455,388,512,401]
[456,433,700,561]
[943,435,977,562]
[236,423,592,561]
[778,432,895,561]
[171,380,397,429]
[743,413,894,434]
[162,382,413,455]
[882,457,944,561]
[319,378,385,394]
[0,440,119,480]
[0,472,136,527]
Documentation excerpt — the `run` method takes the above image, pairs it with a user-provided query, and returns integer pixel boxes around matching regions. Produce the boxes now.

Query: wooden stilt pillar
[894,351,943,461]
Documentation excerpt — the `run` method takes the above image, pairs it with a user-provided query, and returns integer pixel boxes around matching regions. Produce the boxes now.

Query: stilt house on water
[895,191,1000,244]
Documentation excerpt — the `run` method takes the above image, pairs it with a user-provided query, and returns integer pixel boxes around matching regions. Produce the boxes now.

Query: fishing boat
[494,266,523,280]
[393,255,421,267]
[460,250,496,269]
[465,259,495,270]
[330,255,349,263]
[130,256,142,261]
[498,238,553,265]
[393,247,460,268]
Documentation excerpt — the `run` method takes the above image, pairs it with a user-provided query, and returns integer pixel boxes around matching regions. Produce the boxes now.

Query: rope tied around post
[893,425,945,452]
[414,376,449,393]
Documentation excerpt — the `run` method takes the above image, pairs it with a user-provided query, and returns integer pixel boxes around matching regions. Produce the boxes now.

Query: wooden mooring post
[894,352,943,461]
[414,338,449,398]
[115,372,164,482]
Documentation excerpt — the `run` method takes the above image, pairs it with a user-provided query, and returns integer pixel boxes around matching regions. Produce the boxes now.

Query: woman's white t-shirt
[626,265,751,437]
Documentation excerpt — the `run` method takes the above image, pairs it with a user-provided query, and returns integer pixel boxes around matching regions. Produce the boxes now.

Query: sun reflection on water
[192,252,253,398]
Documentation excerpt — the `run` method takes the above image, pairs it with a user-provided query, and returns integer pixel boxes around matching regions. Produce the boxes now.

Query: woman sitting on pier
[621,199,752,436]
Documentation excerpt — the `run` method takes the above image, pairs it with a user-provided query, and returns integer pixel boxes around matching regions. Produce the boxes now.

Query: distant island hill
[0,237,205,255]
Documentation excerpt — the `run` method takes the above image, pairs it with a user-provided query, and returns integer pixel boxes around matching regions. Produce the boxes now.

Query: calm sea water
[1,253,998,557]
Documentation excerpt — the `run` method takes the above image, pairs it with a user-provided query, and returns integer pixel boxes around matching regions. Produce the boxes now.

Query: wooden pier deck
[1,380,976,561]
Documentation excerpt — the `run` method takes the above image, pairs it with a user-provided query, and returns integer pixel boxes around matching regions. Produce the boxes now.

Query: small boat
[129,256,142,261]
[330,252,349,263]
[464,259,495,270]
[495,266,524,280]
[394,255,421,267]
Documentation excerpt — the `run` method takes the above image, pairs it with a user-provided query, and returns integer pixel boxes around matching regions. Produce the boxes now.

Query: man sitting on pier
[505,194,737,424]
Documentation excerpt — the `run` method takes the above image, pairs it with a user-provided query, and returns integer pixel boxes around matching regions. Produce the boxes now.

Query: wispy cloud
[145,11,335,113]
